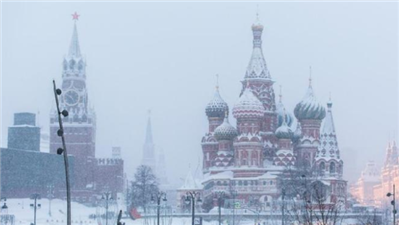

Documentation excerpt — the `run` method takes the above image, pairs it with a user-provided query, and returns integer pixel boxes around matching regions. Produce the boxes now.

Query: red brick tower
[202,82,229,173]
[293,75,326,168]
[240,19,278,162]
[232,83,265,177]
[50,17,97,191]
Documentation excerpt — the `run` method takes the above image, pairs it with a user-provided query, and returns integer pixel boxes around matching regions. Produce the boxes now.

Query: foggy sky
[1,2,398,186]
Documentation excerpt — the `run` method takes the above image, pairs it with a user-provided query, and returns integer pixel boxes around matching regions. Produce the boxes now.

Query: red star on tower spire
[72,12,80,20]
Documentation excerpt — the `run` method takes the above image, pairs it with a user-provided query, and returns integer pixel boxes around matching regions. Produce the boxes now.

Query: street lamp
[213,191,225,225]
[185,191,202,225]
[387,184,397,225]
[47,184,54,217]
[230,190,238,225]
[151,192,167,225]
[52,80,72,225]
[1,198,7,214]
[102,192,113,225]
[30,194,41,225]
[0,201,10,224]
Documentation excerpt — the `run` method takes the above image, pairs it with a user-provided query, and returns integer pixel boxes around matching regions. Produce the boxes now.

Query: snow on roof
[178,166,203,190]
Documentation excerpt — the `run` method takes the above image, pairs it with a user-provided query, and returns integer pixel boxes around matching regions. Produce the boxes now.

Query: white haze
[1,2,398,186]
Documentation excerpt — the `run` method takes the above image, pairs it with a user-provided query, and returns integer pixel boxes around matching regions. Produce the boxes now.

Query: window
[319,162,325,171]
[330,162,336,174]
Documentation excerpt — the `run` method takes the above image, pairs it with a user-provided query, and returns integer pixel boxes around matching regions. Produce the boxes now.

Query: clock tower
[50,14,96,189]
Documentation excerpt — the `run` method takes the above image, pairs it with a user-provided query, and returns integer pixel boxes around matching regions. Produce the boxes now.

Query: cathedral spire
[145,110,153,144]
[384,140,398,169]
[68,13,82,58]
[142,110,156,172]
[317,97,340,158]
[244,13,271,80]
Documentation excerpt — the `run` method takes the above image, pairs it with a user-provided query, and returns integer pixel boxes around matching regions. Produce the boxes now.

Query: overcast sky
[1,2,398,185]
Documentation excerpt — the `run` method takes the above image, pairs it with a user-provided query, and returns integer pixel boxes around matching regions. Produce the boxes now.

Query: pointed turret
[316,97,344,177]
[384,141,398,169]
[318,98,339,159]
[142,111,156,172]
[245,18,271,80]
[68,23,82,58]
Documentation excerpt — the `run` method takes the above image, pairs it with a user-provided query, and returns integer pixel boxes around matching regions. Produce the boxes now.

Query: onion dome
[275,110,293,139]
[232,86,265,119]
[294,75,326,121]
[214,113,238,141]
[205,87,229,118]
[276,86,293,126]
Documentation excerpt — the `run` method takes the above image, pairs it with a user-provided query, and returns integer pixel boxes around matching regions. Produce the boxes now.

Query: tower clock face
[64,90,79,106]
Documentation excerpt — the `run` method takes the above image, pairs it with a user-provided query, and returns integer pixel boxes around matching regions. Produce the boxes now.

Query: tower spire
[145,110,153,144]
[309,66,313,88]
[68,12,81,58]
[279,85,282,103]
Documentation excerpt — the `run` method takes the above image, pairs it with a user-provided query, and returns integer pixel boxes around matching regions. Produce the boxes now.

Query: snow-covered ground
[1,198,361,225]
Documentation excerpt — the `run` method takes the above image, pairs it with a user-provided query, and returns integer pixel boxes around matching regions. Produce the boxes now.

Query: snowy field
[1,198,361,225]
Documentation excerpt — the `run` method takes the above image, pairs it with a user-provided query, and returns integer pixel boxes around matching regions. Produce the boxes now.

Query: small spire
[282,108,287,125]
[256,4,260,22]
[327,92,333,108]
[68,19,82,57]
[224,110,229,121]
[145,110,153,144]
[309,66,312,88]
[216,74,219,91]
[279,85,283,103]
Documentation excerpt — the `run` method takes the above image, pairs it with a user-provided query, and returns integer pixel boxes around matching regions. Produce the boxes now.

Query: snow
[232,88,265,119]
[1,198,372,225]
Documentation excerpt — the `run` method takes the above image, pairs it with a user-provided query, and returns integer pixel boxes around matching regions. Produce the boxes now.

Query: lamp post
[213,191,225,225]
[387,184,397,225]
[281,188,285,225]
[30,194,41,225]
[185,191,202,225]
[102,192,113,225]
[47,184,54,217]
[1,198,10,225]
[230,190,237,225]
[52,80,72,225]
[151,192,167,225]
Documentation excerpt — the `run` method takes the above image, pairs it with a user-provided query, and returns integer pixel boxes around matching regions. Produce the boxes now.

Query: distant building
[351,161,380,206]
[1,112,76,198]
[8,112,40,151]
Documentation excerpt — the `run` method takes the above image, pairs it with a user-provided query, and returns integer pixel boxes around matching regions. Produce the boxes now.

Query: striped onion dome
[232,87,265,119]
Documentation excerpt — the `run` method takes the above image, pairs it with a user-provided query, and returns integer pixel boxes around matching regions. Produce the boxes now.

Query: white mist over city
[0,1,398,225]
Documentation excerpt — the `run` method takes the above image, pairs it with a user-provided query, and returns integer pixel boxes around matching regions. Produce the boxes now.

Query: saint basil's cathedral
[193,19,348,208]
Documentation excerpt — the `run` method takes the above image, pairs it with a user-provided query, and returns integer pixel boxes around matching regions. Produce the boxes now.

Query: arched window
[319,162,325,171]
[69,59,75,70]
[330,162,336,174]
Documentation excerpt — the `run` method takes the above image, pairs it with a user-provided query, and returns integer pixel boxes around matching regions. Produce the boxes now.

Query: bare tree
[277,164,345,225]
[130,165,159,214]
[356,209,383,225]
